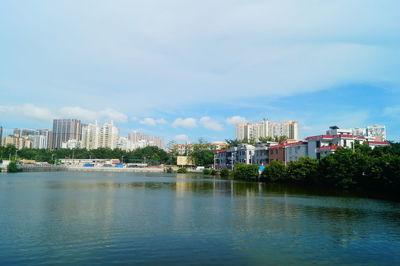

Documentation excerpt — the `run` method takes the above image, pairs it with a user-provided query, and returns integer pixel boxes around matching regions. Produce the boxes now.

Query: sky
[1,0,400,143]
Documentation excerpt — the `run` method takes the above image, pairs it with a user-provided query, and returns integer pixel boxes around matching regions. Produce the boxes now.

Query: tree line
[0,139,217,166]
[0,145,176,165]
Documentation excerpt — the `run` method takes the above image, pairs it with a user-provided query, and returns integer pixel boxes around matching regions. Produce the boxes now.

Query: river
[0,172,399,265]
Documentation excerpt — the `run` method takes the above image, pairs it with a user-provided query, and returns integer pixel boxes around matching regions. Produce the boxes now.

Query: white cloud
[59,106,127,123]
[1,0,399,131]
[172,118,197,128]
[200,116,223,131]
[175,134,189,144]
[139,117,167,126]
[0,104,53,122]
[226,116,248,125]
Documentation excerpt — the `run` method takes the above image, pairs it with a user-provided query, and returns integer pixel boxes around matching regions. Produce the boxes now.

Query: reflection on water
[0,171,400,265]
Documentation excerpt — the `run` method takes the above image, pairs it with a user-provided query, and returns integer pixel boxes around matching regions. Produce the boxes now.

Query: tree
[189,139,215,166]
[225,139,241,147]
[287,157,318,184]
[7,161,20,173]
[262,160,287,182]
[233,163,259,180]
[259,136,275,143]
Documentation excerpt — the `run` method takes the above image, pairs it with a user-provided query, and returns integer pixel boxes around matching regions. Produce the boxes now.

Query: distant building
[236,119,299,141]
[366,125,386,141]
[328,125,387,141]
[128,131,165,150]
[173,143,229,156]
[61,139,81,149]
[13,128,36,137]
[29,135,48,149]
[3,135,33,149]
[99,121,119,149]
[82,121,101,150]
[52,119,82,149]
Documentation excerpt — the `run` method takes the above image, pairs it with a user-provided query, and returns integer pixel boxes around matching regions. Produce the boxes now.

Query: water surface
[1,172,399,265]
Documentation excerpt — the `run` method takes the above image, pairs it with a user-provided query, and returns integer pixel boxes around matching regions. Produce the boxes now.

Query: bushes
[262,161,287,182]
[233,163,259,180]
[177,168,188,173]
[220,168,230,177]
[287,157,318,184]
[203,169,217,175]
[203,169,211,175]
[166,167,173,173]
[7,161,20,173]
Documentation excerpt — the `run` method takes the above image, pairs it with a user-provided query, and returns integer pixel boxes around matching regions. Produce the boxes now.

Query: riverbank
[16,164,165,173]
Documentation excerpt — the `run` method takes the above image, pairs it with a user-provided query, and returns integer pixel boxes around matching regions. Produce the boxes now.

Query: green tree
[287,157,319,184]
[262,160,287,182]
[7,161,20,173]
[189,139,215,166]
[233,163,259,180]
[220,168,230,177]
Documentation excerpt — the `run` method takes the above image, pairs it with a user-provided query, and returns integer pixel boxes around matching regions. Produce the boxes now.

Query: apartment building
[236,119,299,141]
[52,119,82,149]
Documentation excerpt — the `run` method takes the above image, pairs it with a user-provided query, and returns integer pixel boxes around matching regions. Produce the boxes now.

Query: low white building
[236,144,255,164]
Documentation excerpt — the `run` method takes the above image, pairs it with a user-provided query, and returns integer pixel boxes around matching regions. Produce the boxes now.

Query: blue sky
[1,0,399,143]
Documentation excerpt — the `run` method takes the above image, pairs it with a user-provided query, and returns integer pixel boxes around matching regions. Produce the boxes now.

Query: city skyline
[1,1,399,142]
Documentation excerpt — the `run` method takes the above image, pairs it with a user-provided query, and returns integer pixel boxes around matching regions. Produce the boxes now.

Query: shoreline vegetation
[1,142,399,200]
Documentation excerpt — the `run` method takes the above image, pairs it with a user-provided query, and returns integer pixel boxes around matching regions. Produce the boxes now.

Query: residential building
[3,135,33,149]
[173,143,229,156]
[61,139,81,149]
[306,126,389,159]
[366,125,386,141]
[236,119,299,141]
[13,128,36,137]
[99,121,119,149]
[253,143,278,165]
[29,135,48,149]
[52,119,82,149]
[328,125,387,141]
[236,144,255,164]
[117,137,129,150]
[29,129,51,149]
[82,122,101,150]
[216,126,390,168]
[128,131,164,150]
[214,142,278,169]
[214,147,237,170]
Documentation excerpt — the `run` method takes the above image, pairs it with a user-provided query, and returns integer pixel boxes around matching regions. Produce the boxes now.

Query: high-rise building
[99,121,119,149]
[13,128,36,137]
[29,135,48,149]
[3,135,33,149]
[236,120,299,141]
[82,121,101,150]
[52,119,82,149]
[30,129,52,149]
[128,130,164,150]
